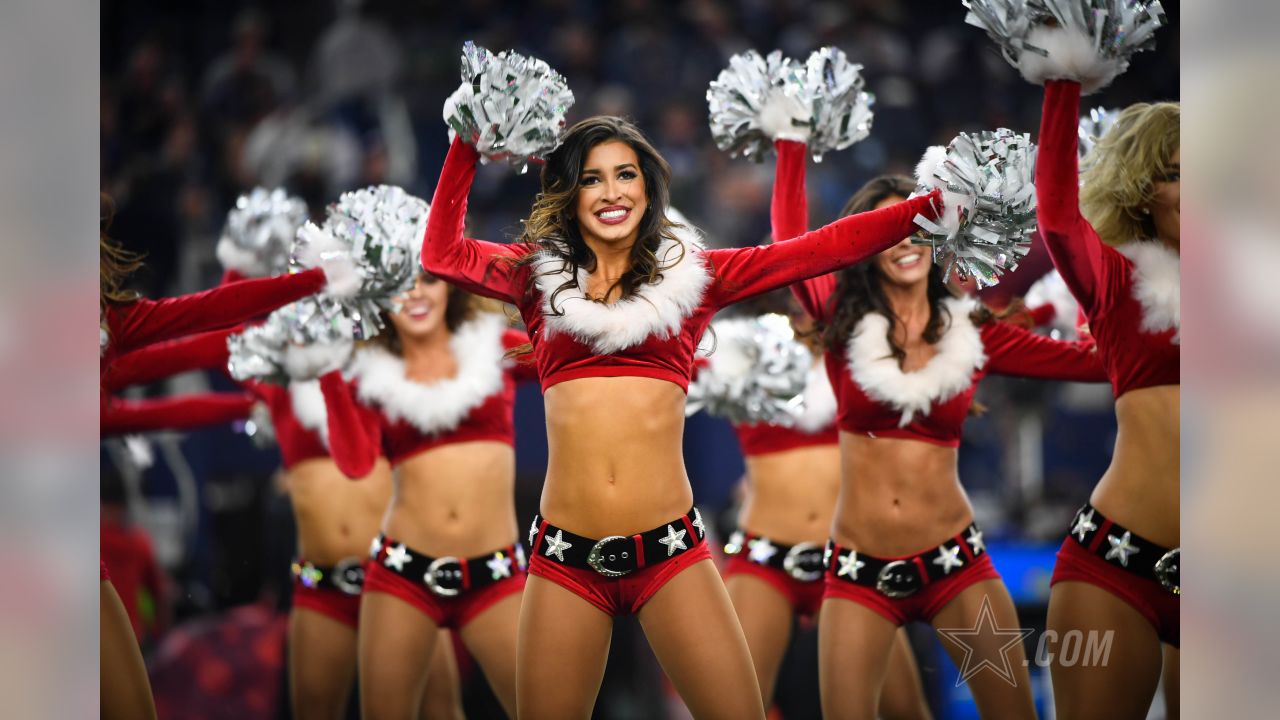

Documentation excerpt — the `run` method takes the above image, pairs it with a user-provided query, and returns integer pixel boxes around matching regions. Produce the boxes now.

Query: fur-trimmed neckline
[794,360,837,433]
[530,224,712,354]
[845,296,987,427]
[349,314,507,435]
[289,380,328,445]
[1118,241,1180,344]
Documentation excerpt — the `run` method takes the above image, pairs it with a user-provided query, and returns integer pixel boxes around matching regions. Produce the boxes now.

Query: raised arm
[100,393,256,436]
[318,372,382,479]
[1037,81,1126,317]
[981,319,1105,383]
[105,269,325,354]
[705,190,940,308]
[105,327,237,393]
[770,139,838,321]
[422,138,532,303]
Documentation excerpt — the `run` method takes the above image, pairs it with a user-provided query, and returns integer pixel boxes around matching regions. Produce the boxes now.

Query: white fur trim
[845,297,987,426]
[1017,25,1124,96]
[349,314,507,434]
[216,236,270,278]
[532,224,712,354]
[914,145,964,237]
[759,88,812,143]
[1025,269,1080,340]
[282,340,353,380]
[288,379,329,445]
[297,222,361,298]
[1118,241,1180,343]
[793,360,837,433]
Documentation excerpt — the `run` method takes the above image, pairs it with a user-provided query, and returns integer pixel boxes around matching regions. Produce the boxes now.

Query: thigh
[516,574,614,720]
[878,628,933,720]
[1162,644,1179,720]
[459,590,522,719]
[358,590,442,720]
[288,608,357,720]
[419,630,464,720]
[817,595,901,720]
[638,559,765,720]
[100,581,157,720]
[930,579,1036,720]
[725,572,794,707]
[1046,580,1163,720]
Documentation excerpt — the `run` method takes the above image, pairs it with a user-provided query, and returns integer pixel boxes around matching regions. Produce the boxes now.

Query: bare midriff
[384,441,519,557]
[287,457,392,564]
[739,445,840,545]
[1091,384,1180,548]
[541,375,693,538]
[833,432,972,557]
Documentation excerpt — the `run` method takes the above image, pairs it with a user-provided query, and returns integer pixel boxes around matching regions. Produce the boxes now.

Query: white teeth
[895,253,922,266]
[598,209,627,220]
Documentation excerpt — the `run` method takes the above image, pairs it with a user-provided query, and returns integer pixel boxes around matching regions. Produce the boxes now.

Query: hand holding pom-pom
[227,298,357,384]
[912,129,1038,289]
[444,41,575,172]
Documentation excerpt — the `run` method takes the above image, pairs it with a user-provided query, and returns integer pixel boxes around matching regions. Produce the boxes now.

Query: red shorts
[823,552,1000,626]
[363,560,526,629]
[292,579,362,629]
[722,554,824,618]
[1051,537,1180,647]
[529,541,712,617]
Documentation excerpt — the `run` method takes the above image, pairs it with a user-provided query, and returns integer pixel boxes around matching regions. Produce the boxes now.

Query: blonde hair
[1079,101,1180,246]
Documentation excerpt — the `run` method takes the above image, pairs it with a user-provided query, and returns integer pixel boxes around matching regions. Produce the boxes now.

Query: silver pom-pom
[962,0,1167,94]
[707,47,874,163]
[444,41,575,173]
[217,188,309,278]
[687,314,813,425]
[1078,105,1119,160]
[226,298,355,384]
[913,128,1038,289]
[291,184,426,339]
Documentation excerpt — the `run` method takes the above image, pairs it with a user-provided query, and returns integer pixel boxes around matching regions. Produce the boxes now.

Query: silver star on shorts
[528,518,540,548]
[1105,531,1140,567]
[1072,509,1098,542]
[691,508,706,538]
[837,551,865,580]
[933,545,965,575]
[383,544,412,572]
[487,553,513,580]
[659,524,688,556]
[543,530,572,562]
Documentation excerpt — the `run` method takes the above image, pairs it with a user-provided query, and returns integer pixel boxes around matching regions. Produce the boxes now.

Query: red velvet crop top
[1037,80,1180,397]
[731,364,839,456]
[322,314,535,478]
[771,139,1106,447]
[420,138,942,394]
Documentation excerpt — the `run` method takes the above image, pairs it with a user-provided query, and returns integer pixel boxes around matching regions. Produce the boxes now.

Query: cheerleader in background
[423,44,945,712]
[770,137,1106,719]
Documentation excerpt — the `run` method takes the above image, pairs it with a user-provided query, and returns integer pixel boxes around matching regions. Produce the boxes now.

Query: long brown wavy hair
[822,176,991,363]
[511,116,687,313]
[100,192,143,319]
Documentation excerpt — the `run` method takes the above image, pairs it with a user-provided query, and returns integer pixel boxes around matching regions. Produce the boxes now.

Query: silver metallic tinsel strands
[707,47,874,163]
[444,41,575,172]
[218,187,308,278]
[291,185,427,340]
[687,315,814,425]
[913,129,1038,289]
[226,298,353,384]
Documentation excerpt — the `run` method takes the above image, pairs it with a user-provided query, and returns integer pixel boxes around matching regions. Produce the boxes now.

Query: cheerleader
[318,271,533,719]
[770,138,1106,719]
[422,105,944,717]
[1035,68,1180,720]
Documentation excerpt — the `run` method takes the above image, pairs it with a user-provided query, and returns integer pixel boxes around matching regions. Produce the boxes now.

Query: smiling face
[870,194,932,288]
[574,140,649,248]
[389,273,450,340]
[1149,147,1180,248]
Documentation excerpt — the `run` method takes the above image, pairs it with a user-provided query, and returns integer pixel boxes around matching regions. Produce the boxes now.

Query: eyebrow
[581,163,638,175]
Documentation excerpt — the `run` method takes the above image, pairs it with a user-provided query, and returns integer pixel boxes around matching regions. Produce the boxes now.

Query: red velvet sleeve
[105,269,325,354]
[100,393,256,436]
[422,138,532,303]
[1029,303,1056,327]
[704,190,940,308]
[318,371,382,479]
[501,329,539,384]
[1036,81,1130,319]
[771,139,838,322]
[980,320,1105,382]
[105,326,237,392]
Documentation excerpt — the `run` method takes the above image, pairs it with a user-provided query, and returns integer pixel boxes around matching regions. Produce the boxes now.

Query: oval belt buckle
[586,536,632,578]
[1154,548,1180,595]
[875,560,920,599]
[425,557,463,597]
[332,557,365,596]
[783,542,825,582]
